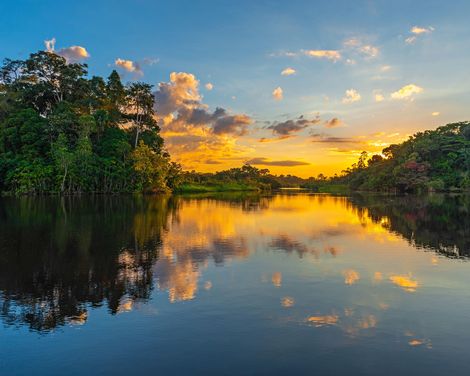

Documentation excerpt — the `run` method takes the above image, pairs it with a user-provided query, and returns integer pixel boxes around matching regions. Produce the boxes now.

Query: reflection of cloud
[269,235,312,256]
[204,281,212,290]
[117,299,133,313]
[281,296,295,307]
[272,272,282,287]
[67,312,88,326]
[389,274,419,292]
[307,314,339,327]
[342,269,360,285]
[408,338,432,348]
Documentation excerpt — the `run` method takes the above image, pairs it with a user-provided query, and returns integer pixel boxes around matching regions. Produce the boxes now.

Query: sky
[1,0,470,177]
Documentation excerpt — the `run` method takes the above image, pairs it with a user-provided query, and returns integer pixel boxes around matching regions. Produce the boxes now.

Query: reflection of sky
[156,194,462,304]
[3,194,470,374]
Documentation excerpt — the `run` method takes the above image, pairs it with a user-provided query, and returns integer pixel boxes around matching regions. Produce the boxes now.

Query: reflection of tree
[348,194,470,258]
[0,196,176,332]
[0,194,263,332]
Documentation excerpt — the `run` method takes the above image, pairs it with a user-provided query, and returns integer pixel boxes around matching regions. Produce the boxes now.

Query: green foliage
[337,122,470,192]
[0,50,181,195]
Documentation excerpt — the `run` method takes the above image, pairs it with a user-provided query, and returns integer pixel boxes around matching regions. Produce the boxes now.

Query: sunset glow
[3,1,469,177]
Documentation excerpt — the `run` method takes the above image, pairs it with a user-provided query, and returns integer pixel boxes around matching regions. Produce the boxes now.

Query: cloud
[406,26,434,44]
[324,118,343,128]
[213,113,251,136]
[359,45,379,58]
[411,26,434,34]
[272,86,283,101]
[153,72,253,169]
[303,49,341,61]
[343,38,379,58]
[391,84,423,100]
[431,111,440,116]
[45,38,56,52]
[375,93,385,102]
[342,89,361,104]
[380,65,392,72]
[44,38,90,63]
[311,133,363,144]
[205,82,214,90]
[281,67,296,76]
[115,58,142,75]
[204,159,222,164]
[267,115,320,137]
[246,157,310,167]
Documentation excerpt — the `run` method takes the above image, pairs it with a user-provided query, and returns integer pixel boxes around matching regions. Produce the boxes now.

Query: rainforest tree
[0,50,180,194]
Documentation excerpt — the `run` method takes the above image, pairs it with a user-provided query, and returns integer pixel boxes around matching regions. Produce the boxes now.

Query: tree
[132,141,170,192]
[126,82,157,148]
[53,133,73,192]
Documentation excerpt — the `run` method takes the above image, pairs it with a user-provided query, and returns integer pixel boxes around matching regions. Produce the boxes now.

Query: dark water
[1,193,470,375]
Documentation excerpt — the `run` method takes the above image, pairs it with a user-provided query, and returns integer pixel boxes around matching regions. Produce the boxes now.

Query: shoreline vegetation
[1,50,469,196]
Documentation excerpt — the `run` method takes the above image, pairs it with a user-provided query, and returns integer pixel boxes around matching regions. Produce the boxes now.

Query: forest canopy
[0,50,182,194]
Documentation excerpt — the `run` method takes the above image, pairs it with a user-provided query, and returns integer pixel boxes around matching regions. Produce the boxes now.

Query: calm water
[1,193,470,375]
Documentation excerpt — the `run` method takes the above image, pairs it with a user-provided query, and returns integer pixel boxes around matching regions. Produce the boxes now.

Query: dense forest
[0,51,182,194]
[334,122,470,192]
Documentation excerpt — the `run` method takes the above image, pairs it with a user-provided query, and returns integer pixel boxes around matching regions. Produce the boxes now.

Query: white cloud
[44,38,90,63]
[375,93,385,102]
[281,67,296,76]
[431,111,440,116]
[205,82,214,90]
[391,84,423,100]
[45,38,56,52]
[406,26,434,44]
[411,26,434,35]
[343,38,379,58]
[380,65,392,72]
[58,46,90,62]
[342,89,361,104]
[302,50,341,61]
[115,58,143,76]
[359,45,379,58]
[272,86,283,101]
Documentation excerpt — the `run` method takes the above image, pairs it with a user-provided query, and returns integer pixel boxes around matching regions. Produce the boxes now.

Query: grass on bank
[175,182,261,193]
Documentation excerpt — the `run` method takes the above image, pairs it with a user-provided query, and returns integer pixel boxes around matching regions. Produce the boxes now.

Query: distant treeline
[333,122,470,192]
[180,122,470,194]
[0,50,182,194]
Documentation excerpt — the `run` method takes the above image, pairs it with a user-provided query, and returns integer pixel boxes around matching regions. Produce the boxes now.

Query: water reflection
[0,193,469,334]
[349,193,470,258]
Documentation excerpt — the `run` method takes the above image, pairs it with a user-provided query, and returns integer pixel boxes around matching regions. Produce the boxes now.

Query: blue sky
[2,0,470,175]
